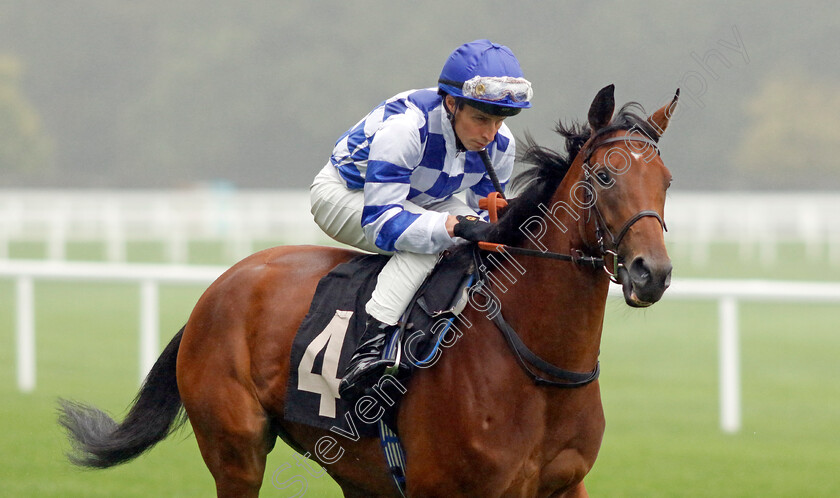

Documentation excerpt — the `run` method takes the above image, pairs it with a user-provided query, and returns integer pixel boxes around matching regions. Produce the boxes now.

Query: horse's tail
[58,326,187,468]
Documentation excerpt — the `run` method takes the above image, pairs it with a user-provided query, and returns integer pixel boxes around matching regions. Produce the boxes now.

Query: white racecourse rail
[2,189,840,266]
[3,260,840,434]
[0,189,331,263]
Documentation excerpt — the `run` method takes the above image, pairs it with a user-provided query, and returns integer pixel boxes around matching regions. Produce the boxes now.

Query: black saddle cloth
[284,248,474,437]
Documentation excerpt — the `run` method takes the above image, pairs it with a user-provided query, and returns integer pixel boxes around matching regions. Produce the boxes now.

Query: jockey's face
[446,95,506,152]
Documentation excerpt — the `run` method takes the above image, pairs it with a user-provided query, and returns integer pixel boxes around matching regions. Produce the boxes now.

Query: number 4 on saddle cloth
[284,247,477,438]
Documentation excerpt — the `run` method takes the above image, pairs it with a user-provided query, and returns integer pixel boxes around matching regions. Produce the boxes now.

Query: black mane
[489,102,659,245]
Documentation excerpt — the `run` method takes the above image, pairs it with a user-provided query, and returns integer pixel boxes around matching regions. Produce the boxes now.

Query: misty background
[0,1,837,191]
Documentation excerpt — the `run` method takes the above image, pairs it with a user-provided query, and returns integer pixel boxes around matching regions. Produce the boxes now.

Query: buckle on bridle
[602,250,623,283]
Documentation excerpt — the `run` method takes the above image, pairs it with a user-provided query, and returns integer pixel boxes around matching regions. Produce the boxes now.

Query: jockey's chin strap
[477,148,506,200]
[444,97,469,153]
[445,95,505,199]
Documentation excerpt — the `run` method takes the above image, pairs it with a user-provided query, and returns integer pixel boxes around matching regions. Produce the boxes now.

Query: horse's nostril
[630,257,673,290]
[630,258,651,284]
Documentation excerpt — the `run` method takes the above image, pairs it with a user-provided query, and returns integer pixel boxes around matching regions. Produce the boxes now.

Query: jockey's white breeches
[310,163,475,325]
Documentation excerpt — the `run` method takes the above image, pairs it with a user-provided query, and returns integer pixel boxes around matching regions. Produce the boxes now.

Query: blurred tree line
[0,54,52,176]
[0,1,838,189]
[1,2,351,187]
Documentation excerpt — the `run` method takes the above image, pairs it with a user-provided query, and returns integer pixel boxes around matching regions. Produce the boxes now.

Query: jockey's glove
[453,215,494,242]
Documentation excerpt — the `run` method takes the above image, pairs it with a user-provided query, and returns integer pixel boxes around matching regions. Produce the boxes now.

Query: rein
[471,246,600,388]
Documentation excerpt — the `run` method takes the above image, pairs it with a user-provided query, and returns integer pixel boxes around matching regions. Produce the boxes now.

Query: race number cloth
[284,250,474,437]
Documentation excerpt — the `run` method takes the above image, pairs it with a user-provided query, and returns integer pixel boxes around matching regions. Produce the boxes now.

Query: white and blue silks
[330,88,514,254]
[310,88,514,324]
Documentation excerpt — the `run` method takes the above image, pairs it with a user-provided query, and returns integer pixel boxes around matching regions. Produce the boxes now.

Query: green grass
[589,300,840,496]
[0,241,838,496]
[0,280,341,497]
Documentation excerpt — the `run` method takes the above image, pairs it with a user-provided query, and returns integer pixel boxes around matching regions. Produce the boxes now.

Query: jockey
[309,39,532,401]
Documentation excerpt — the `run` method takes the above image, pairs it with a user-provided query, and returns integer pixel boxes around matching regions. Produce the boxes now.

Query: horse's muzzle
[617,255,672,308]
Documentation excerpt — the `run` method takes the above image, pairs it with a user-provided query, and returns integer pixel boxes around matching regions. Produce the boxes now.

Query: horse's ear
[647,88,680,136]
[588,84,615,133]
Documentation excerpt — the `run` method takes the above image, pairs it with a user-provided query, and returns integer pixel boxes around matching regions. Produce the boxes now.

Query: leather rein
[473,133,667,388]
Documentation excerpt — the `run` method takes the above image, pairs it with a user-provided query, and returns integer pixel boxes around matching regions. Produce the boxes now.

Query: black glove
[453,215,493,242]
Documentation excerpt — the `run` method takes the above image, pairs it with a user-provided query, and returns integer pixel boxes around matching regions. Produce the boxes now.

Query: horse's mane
[488,102,659,245]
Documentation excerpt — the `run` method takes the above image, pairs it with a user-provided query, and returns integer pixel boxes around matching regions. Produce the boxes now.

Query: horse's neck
[495,178,609,372]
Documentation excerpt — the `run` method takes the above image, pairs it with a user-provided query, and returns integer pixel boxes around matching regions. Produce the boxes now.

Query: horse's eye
[596,170,611,184]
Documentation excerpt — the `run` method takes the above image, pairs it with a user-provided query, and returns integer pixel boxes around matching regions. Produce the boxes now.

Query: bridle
[479,132,667,283]
[472,131,669,389]
[582,134,668,280]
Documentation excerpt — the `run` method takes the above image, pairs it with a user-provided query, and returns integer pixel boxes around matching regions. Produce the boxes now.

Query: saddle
[283,247,475,437]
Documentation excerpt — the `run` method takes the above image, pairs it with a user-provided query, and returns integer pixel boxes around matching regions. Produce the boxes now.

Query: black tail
[58,327,187,468]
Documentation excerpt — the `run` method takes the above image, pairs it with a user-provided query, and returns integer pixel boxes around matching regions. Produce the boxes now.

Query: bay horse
[59,84,678,497]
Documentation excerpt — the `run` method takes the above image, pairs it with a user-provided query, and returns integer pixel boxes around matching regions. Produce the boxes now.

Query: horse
[58,84,678,497]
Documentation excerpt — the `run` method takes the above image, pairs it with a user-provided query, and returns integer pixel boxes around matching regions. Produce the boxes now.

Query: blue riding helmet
[438,39,533,116]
